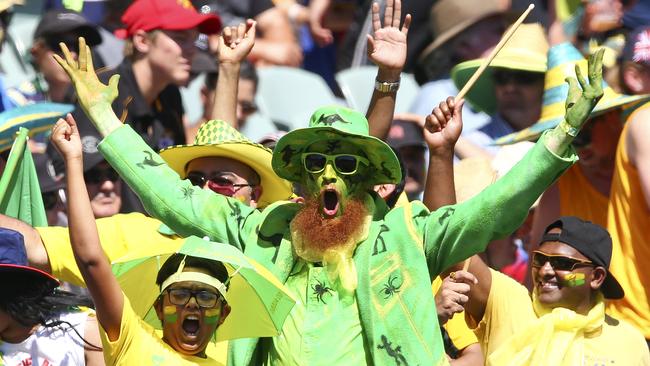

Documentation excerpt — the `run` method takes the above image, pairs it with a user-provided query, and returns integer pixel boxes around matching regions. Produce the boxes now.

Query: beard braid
[291,195,368,262]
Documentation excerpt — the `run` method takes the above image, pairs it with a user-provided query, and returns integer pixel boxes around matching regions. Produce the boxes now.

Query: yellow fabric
[36,213,184,287]
[558,164,608,227]
[474,270,650,365]
[431,277,478,351]
[99,293,225,365]
[607,112,650,339]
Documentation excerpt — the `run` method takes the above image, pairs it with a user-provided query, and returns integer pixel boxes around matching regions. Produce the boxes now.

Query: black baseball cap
[47,120,105,175]
[386,119,426,149]
[34,10,102,46]
[541,216,624,299]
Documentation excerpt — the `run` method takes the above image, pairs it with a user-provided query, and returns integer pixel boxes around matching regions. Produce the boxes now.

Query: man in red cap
[63,0,221,213]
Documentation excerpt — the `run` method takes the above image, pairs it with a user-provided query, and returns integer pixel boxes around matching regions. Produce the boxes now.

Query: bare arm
[83,315,105,366]
[365,0,411,140]
[626,108,650,211]
[308,0,333,46]
[52,112,123,341]
[451,344,483,366]
[0,213,50,272]
[212,21,257,129]
[250,7,302,66]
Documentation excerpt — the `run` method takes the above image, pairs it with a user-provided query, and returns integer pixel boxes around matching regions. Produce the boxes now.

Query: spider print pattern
[179,186,195,200]
[380,274,402,299]
[311,279,333,304]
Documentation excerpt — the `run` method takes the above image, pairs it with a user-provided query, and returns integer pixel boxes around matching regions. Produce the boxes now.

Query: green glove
[561,48,605,136]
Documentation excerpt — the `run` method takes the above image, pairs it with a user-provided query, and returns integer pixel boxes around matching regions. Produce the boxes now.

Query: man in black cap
[386,118,426,201]
[443,216,650,364]
[29,9,102,103]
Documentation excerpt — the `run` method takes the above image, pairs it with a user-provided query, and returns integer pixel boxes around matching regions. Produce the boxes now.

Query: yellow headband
[160,256,229,301]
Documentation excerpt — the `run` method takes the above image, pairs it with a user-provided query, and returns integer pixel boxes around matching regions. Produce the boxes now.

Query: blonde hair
[122,30,160,61]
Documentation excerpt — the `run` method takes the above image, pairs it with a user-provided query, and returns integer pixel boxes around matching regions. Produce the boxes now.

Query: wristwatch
[374,78,401,93]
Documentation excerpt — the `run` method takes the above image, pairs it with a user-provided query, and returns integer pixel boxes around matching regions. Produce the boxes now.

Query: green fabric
[98,124,577,366]
[269,259,370,365]
[0,128,47,227]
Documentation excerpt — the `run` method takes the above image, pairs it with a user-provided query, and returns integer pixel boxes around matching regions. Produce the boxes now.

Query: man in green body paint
[54,3,608,363]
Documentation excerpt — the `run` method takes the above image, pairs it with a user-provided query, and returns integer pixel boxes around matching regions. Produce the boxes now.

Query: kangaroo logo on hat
[317,114,351,126]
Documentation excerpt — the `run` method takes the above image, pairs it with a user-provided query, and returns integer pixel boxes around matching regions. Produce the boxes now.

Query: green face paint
[204,308,221,325]
[163,305,178,323]
[561,273,586,287]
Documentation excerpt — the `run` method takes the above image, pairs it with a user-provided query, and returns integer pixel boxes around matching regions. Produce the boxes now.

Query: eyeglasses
[186,172,256,197]
[83,166,119,184]
[301,153,369,175]
[167,288,223,308]
[238,100,258,115]
[532,251,595,272]
[492,69,545,86]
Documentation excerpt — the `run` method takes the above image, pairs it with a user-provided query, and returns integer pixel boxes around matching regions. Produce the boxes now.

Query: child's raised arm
[50,114,124,341]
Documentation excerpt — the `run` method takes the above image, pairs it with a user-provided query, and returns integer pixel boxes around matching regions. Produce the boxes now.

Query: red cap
[115,0,221,39]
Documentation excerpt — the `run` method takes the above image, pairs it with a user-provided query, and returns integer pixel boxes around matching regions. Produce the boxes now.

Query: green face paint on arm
[163,305,178,323]
[561,272,586,287]
[204,307,221,325]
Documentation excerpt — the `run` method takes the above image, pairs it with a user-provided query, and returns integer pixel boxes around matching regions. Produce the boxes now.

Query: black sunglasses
[83,166,119,184]
[167,288,223,308]
[532,251,595,272]
[492,69,545,86]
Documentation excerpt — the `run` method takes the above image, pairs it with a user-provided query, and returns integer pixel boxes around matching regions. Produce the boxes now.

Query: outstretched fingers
[564,77,581,108]
[401,14,411,35]
[588,48,605,83]
[384,0,393,29]
[59,42,77,69]
[371,2,381,33]
[574,64,588,91]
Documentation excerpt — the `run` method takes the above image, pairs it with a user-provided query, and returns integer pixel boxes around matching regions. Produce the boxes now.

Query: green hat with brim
[272,106,402,185]
[159,120,293,208]
[451,23,549,114]
[495,42,650,145]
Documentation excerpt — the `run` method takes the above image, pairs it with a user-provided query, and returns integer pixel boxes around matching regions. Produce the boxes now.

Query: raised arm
[365,0,411,140]
[212,20,257,129]
[419,49,605,276]
[51,113,123,341]
[53,37,260,247]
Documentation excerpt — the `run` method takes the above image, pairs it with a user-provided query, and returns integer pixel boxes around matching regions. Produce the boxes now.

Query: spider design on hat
[377,335,408,365]
[136,151,164,169]
[311,279,333,304]
[326,141,341,154]
[380,274,402,299]
[317,114,351,126]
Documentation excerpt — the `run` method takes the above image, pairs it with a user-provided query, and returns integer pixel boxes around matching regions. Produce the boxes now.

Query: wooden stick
[455,4,535,102]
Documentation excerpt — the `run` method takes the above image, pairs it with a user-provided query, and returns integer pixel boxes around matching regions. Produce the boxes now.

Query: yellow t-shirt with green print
[99,294,225,366]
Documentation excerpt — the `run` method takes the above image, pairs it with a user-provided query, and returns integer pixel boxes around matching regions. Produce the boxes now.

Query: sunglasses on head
[83,166,119,185]
[186,171,256,197]
[492,69,545,86]
[166,288,223,308]
[532,251,595,272]
[301,152,369,175]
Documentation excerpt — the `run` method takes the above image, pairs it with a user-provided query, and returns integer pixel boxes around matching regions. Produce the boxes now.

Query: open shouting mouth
[321,188,340,218]
[181,314,201,339]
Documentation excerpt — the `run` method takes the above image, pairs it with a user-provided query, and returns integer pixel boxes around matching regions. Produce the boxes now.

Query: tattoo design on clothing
[380,274,402,299]
[311,279,333,304]
[372,225,390,256]
[377,335,408,365]
[136,151,164,169]
[317,113,351,126]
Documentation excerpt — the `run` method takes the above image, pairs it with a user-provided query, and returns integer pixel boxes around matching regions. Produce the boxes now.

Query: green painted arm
[419,132,577,277]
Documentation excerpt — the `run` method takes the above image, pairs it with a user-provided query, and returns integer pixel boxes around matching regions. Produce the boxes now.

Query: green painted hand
[53,37,121,136]
[563,48,605,131]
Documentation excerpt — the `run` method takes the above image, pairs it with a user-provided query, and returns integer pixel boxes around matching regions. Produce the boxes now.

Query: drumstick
[455,4,535,102]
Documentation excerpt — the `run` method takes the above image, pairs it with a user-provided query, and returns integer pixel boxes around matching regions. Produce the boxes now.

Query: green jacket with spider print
[98,124,577,366]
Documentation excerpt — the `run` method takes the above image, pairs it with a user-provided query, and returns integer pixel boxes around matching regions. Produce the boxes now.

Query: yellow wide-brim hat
[451,23,549,114]
[495,42,650,145]
[160,120,293,208]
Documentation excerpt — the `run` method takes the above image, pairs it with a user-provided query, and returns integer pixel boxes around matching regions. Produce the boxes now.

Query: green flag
[0,127,47,226]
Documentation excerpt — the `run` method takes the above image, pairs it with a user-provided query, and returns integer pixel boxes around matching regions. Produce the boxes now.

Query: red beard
[291,196,368,257]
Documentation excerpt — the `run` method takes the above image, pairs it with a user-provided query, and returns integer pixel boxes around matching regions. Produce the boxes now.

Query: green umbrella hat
[495,42,650,145]
[272,106,402,185]
[160,120,293,208]
[111,236,295,342]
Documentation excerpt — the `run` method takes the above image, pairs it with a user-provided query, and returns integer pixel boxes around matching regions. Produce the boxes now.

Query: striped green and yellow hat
[495,42,649,145]
[159,120,293,207]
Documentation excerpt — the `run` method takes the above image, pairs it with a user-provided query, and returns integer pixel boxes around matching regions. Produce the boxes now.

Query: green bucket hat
[159,120,293,208]
[272,106,402,185]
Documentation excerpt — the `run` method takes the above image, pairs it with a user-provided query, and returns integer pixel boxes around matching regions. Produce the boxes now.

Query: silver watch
[374,79,401,93]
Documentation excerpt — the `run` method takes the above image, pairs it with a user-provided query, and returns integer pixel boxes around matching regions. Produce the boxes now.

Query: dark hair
[204,60,258,92]
[0,278,101,350]
[384,148,407,209]
[156,253,230,290]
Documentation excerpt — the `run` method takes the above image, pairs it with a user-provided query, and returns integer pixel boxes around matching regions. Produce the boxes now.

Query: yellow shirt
[558,164,608,227]
[100,294,224,366]
[474,270,650,365]
[431,277,478,352]
[607,115,650,339]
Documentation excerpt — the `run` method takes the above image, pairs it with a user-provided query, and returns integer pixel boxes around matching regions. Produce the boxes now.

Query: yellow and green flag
[0,127,47,226]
